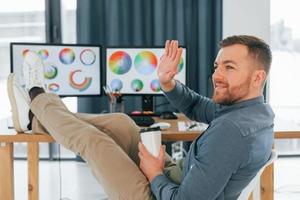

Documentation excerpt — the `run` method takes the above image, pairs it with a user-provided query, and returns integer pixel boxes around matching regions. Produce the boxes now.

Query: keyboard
[129,115,155,127]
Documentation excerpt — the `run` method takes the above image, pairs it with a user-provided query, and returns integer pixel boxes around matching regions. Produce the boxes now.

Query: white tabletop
[274,116,300,132]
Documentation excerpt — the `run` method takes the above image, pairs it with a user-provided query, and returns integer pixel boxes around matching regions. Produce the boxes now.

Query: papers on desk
[0,131,17,135]
[178,121,208,132]
[0,117,17,134]
[6,116,14,129]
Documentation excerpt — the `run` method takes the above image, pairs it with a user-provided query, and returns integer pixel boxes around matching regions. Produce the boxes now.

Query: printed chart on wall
[11,44,101,96]
[106,48,186,94]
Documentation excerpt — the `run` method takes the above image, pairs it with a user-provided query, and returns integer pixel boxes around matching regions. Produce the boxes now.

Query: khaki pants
[30,93,182,200]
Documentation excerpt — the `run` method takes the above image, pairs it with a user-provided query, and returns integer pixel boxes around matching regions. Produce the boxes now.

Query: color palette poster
[106,48,186,94]
[11,44,101,96]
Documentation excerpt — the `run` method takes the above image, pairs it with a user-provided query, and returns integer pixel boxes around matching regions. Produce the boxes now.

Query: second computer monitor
[11,43,102,96]
[106,47,186,94]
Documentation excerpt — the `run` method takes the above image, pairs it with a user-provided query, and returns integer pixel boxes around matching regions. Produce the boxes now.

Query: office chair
[237,150,278,200]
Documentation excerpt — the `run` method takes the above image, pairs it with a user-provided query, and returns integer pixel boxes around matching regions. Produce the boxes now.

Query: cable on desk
[58,144,72,200]
[59,144,62,199]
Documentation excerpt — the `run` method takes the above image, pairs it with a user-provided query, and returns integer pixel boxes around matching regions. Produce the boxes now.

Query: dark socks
[27,110,34,130]
[29,87,45,101]
[28,87,45,130]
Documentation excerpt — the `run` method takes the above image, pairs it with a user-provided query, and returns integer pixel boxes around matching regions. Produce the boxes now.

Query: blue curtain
[76,0,222,113]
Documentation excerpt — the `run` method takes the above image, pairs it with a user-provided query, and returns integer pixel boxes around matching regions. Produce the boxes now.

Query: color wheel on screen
[178,57,184,73]
[22,49,30,57]
[110,79,123,92]
[131,79,143,92]
[109,51,132,75]
[59,48,75,65]
[150,79,161,92]
[44,62,58,80]
[48,83,60,92]
[38,49,49,60]
[69,69,92,92]
[134,51,157,75]
[80,49,96,65]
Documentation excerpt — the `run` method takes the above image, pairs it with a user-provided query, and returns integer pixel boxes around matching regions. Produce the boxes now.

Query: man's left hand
[138,142,165,182]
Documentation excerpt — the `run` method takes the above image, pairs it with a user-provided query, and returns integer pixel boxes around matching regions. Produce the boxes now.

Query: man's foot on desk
[22,51,46,92]
[22,50,46,101]
[7,73,30,132]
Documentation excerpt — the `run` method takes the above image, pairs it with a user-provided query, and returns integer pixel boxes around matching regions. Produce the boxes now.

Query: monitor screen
[106,47,186,95]
[10,43,102,96]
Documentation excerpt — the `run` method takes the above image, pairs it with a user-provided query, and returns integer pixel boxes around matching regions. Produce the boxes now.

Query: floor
[12,157,300,200]
[274,157,300,200]
[14,160,108,200]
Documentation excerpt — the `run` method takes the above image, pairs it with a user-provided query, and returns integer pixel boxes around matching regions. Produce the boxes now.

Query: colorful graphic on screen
[59,48,75,65]
[69,69,92,91]
[178,57,184,73]
[48,83,60,92]
[44,63,58,79]
[150,79,161,92]
[80,49,96,65]
[110,79,123,92]
[38,49,49,60]
[134,51,157,75]
[131,79,143,92]
[22,49,30,57]
[109,51,132,75]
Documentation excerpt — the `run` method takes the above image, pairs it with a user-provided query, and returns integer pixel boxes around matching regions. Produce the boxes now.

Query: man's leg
[73,113,141,165]
[33,111,182,184]
[30,93,154,200]
[74,113,183,184]
[33,112,141,165]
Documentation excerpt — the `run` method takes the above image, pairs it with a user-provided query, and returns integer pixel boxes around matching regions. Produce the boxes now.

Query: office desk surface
[154,115,300,141]
[152,114,202,141]
[0,114,198,142]
[274,117,300,139]
[1,115,300,141]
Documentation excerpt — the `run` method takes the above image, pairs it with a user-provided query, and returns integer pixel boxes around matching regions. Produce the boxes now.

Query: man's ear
[252,69,266,87]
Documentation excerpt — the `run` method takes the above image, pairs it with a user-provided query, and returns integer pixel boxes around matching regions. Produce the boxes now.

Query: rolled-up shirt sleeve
[164,81,217,124]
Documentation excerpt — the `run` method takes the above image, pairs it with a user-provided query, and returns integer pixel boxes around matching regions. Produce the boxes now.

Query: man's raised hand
[157,40,183,92]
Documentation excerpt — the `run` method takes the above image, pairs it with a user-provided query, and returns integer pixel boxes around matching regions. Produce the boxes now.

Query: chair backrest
[237,150,278,200]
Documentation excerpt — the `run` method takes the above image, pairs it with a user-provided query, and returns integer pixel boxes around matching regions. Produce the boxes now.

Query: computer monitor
[10,43,102,96]
[105,47,186,111]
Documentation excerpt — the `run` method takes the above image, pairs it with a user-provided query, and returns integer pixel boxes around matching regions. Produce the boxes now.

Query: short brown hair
[220,35,272,75]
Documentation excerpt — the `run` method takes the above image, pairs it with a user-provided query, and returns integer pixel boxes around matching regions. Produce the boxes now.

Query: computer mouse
[160,111,178,119]
[150,122,171,130]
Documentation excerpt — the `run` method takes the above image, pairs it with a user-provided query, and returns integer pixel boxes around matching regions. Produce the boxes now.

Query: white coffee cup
[140,129,161,157]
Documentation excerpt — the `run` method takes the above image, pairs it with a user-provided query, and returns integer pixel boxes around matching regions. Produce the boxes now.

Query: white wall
[223,0,270,43]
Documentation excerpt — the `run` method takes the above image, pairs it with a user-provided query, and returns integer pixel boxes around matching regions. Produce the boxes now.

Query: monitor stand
[142,95,154,112]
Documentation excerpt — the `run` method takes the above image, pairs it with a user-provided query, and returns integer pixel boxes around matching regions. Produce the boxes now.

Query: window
[271,0,300,154]
[60,0,78,113]
[0,0,45,121]
[0,0,78,159]
[61,0,77,44]
[0,0,47,157]
[56,0,78,159]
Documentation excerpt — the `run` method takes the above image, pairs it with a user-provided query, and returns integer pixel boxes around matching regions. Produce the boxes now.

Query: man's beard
[212,78,251,106]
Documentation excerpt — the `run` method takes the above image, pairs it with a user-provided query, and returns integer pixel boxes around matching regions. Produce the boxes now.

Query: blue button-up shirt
[150,82,274,200]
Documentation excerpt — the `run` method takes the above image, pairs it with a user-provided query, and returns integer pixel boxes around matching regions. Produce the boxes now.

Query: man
[8,35,274,200]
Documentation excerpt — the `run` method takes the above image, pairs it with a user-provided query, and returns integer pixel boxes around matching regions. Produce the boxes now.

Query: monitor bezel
[104,46,187,96]
[10,42,103,97]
